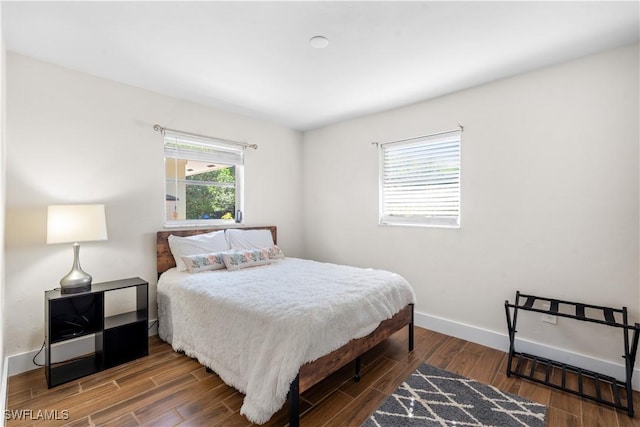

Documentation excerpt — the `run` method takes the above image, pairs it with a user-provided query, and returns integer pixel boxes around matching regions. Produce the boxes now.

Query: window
[379,129,461,228]
[164,130,244,226]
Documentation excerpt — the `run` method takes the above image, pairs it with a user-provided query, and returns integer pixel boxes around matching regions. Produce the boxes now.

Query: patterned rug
[362,364,546,427]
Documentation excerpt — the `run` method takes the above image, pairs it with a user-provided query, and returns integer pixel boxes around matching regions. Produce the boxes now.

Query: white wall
[303,44,639,367]
[4,53,304,360]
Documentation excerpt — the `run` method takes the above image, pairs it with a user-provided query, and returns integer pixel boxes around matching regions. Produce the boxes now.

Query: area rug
[362,364,546,427]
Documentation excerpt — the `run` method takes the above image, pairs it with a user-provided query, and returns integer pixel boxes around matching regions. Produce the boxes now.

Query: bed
[156,226,415,426]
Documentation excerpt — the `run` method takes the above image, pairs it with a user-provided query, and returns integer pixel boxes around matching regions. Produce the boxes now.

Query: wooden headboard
[156,226,277,276]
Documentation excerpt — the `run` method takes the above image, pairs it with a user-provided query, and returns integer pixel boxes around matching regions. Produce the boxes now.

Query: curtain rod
[153,124,258,150]
[371,124,463,147]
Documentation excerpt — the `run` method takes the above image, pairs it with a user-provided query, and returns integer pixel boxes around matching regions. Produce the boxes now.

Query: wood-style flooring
[6,327,640,426]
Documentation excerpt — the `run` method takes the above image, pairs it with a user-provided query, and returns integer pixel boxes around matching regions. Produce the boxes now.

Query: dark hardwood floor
[6,327,640,426]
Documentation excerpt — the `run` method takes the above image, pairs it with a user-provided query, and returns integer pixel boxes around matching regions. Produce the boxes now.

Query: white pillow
[168,230,230,271]
[225,229,275,250]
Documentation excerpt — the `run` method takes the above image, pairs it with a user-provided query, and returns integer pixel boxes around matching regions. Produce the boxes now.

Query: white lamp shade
[47,204,108,244]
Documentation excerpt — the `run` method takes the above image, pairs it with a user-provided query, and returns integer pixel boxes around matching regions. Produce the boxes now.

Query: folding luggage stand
[505,291,640,416]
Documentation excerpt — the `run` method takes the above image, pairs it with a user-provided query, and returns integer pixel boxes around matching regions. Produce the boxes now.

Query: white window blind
[163,131,244,166]
[380,129,461,227]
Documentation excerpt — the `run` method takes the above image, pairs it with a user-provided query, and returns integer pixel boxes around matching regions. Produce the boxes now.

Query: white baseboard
[8,319,159,377]
[1,356,9,427]
[414,310,640,391]
[148,319,158,336]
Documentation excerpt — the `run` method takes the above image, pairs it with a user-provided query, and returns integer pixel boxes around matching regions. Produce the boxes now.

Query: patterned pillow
[222,249,271,271]
[181,252,226,273]
[259,245,285,260]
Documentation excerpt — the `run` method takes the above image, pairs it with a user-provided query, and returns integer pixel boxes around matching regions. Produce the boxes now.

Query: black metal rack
[504,291,640,416]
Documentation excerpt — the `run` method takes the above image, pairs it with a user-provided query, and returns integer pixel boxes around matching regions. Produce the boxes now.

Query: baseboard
[148,319,158,336]
[8,319,159,377]
[414,310,640,391]
[1,355,9,427]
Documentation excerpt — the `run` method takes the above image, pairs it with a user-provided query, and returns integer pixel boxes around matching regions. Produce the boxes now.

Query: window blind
[163,131,244,166]
[380,129,461,227]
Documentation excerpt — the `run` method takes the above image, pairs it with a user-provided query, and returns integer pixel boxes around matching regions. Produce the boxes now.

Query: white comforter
[157,257,415,424]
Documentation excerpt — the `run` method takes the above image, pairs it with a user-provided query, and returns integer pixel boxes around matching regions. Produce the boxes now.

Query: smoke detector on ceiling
[309,36,329,49]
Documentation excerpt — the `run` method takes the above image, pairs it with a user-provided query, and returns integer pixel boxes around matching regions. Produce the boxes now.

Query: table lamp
[47,204,108,294]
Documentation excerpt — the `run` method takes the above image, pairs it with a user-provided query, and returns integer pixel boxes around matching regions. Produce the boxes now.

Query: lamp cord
[33,340,45,367]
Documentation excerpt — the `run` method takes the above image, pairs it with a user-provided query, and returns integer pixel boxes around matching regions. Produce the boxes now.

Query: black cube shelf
[45,277,149,388]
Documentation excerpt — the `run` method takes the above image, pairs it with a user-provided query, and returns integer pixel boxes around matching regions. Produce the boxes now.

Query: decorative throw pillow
[168,230,230,271]
[259,245,285,260]
[181,252,226,273]
[222,249,271,271]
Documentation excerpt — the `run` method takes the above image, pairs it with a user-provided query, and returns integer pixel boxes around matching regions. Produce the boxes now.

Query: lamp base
[60,282,91,294]
[60,243,93,294]
[60,272,92,294]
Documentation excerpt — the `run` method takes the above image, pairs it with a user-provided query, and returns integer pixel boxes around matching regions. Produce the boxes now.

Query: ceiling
[2,1,639,131]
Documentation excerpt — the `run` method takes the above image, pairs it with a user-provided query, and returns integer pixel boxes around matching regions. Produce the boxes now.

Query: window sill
[378,221,460,229]
[163,220,239,229]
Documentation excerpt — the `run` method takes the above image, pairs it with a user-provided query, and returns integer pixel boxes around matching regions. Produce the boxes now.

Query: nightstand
[44,277,149,388]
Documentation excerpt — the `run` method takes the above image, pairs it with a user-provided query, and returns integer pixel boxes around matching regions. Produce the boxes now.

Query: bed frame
[156,226,414,426]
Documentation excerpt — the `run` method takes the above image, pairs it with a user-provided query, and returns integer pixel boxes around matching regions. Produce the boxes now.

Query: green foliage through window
[185,167,236,220]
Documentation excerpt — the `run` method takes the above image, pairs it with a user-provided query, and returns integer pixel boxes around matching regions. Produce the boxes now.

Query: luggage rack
[504,291,640,416]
